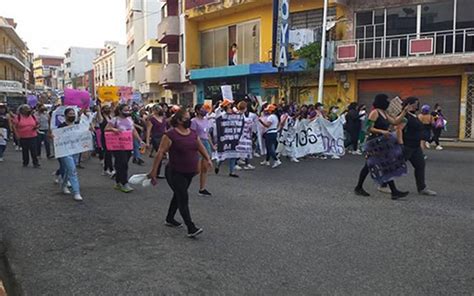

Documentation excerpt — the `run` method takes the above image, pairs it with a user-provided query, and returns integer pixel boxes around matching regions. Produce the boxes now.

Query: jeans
[403,146,426,192]
[0,145,5,158]
[265,132,278,161]
[217,158,237,174]
[165,166,196,230]
[113,150,131,185]
[56,159,65,178]
[60,155,80,194]
[133,138,142,160]
[20,137,39,166]
[37,130,51,157]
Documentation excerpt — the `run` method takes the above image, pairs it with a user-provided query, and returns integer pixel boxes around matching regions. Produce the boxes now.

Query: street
[0,147,473,295]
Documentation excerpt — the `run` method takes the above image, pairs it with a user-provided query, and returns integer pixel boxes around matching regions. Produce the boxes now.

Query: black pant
[403,146,426,192]
[356,163,398,192]
[165,166,196,230]
[20,137,39,166]
[37,131,51,157]
[113,150,131,185]
[430,128,442,146]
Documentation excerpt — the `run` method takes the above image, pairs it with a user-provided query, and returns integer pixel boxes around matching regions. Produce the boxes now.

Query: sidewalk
[440,140,474,149]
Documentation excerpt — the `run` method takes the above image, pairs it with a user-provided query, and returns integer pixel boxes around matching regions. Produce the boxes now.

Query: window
[456,0,474,29]
[179,34,184,63]
[151,48,163,63]
[386,6,417,36]
[421,1,453,32]
[200,28,228,67]
[290,7,336,30]
[237,21,260,64]
[200,31,215,67]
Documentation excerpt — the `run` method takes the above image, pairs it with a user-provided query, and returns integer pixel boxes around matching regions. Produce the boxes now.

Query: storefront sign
[272,0,290,68]
[0,80,23,93]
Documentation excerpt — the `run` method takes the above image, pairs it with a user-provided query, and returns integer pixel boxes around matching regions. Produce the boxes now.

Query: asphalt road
[0,146,473,295]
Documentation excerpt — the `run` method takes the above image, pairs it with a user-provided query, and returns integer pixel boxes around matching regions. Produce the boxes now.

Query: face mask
[332,109,339,114]
[182,119,191,128]
[199,109,208,117]
[66,116,76,122]
[122,111,131,117]
[309,111,317,118]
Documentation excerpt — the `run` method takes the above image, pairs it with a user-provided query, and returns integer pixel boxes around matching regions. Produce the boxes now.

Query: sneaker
[419,188,437,196]
[319,155,328,160]
[214,167,220,174]
[243,164,255,170]
[331,155,340,159]
[120,183,134,193]
[0,157,4,162]
[354,187,370,196]
[377,186,391,194]
[165,219,183,228]
[114,183,122,191]
[33,164,41,168]
[54,175,62,184]
[290,157,300,163]
[101,170,108,176]
[271,160,282,168]
[260,160,270,166]
[235,165,242,171]
[391,191,409,200]
[229,173,239,178]
[353,150,362,155]
[73,194,83,201]
[436,145,443,150]
[237,159,246,165]
[198,189,212,196]
[187,227,203,238]
[63,187,71,195]
[425,142,431,149]
[15,146,20,151]
[424,155,428,160]
[76,164,84,169]
[254,152,261,158]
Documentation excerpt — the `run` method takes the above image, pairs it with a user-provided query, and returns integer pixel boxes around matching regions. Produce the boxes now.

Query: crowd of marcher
[0,94,446,237]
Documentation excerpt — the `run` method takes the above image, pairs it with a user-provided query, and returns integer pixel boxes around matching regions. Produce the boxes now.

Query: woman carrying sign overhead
[148,109,213,238]
[105,104,145,193]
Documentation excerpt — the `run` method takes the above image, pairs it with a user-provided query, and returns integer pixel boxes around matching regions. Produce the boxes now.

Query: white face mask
[332,109,339,114]
[359,110,366,115]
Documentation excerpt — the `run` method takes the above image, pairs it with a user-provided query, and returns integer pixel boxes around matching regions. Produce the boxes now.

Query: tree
[295,42,321,69]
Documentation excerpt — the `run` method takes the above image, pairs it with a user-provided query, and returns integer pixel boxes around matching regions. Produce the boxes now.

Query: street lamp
[317,0,329,104]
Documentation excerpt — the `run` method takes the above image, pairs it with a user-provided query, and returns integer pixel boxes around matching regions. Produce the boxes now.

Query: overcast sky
[2,0,126,56]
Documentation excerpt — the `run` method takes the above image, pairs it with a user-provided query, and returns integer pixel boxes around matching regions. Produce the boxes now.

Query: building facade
[0,16,29,101]
[93,41,127,90]
[334,0,474,140]
[64,47,101,88]
[185,0,338,107]
[126,0,162,102]
[33,55,64,91]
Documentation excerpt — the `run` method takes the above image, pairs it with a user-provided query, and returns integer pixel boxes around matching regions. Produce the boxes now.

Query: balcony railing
[336,28,474,63]
[0,46,27,65]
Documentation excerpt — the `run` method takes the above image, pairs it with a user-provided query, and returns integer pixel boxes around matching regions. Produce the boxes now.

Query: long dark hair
[170,109,187,127]
[114,104,128,117]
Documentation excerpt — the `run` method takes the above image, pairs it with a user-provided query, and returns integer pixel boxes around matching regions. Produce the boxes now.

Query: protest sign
[221,85,233,100]
[53,121,93,158]
[214,113,252,161]
[97,86,120,103]
[277,117,346,158]
[119,86,133,103]
[365,134,407,184]
[132,92,143,105]
[0,128,7,146]
[50,106,79,129]
[386,96,403,117]
[105,130,133,151]
[64,88,91,109]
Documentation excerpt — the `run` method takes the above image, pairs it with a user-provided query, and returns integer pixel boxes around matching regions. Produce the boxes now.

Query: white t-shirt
[266,114,279,134]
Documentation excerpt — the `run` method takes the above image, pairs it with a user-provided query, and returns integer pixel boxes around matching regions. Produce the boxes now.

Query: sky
[2,0,126,56]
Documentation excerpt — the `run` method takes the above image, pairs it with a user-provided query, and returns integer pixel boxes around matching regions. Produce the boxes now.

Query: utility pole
[317,0,329,104]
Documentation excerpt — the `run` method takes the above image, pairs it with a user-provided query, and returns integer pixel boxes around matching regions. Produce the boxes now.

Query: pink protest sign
[105,131,133,151]
[119,86,133,102]
[64,88,91,109]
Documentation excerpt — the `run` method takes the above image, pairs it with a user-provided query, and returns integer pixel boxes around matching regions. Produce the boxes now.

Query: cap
[221,98,234,108]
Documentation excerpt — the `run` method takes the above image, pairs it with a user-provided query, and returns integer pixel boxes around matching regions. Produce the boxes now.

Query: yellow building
[334,0,474,140]
[184,0,342,106]
[0,16,29,101]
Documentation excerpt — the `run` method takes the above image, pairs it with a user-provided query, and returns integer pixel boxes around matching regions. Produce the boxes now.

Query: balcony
[157,16,180,44]
[145,63,163,84]
[335,28,474,71]
[0,46,28,70]
[160,63,181,85]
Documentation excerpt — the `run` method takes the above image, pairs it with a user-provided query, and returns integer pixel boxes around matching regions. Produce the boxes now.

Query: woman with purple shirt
[106,104,144,193]
[148,110,213,238]
[191,104,215,197]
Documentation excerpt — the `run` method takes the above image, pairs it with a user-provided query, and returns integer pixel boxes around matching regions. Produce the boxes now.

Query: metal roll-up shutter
[358,77,461,138]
